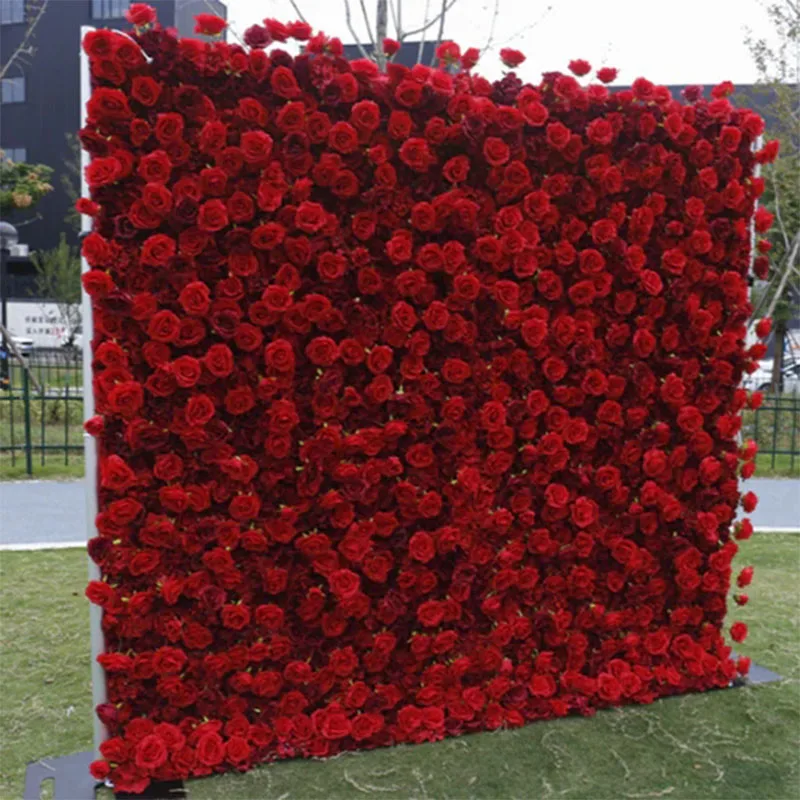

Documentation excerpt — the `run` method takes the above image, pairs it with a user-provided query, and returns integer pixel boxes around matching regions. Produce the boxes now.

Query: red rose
[320,712,352,740]
[147,310,181,343]
[240,130,273,164]
[221,604,251,630]
[350,100,380,133]
[328,121,359,154]
[529,674,557,697]
[270,66,300,99]
[196,733,225,766]
[571,497,598,528]
[730,621,748,643]
[126,3,156,26]
[107,381,144,418]
[305,337,339,367]
[87,88,131,121]
[408,532,436,563]
[141,234,175,267]
[194,13,227,35]
[442,358,471,384]
[417,600,445,627]
[399,138,433,172]
[86,157,122,188]
[737,566,754,587]
[483,137,510,166]
[643,630,671,655]
[179,281,211,316]
[295,201,326,233]
[185,394,215,426]
[329,569,360,599]
[500,48,526,67]
[568,58,592,76]
[443,155,470,183]
[197,199,228,232]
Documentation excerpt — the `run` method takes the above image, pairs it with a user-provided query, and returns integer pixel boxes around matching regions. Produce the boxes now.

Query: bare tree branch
[375,0,388,69]
[358,0,376,48]
[492,3,554,50]
[0,323,43,393]
[765,233,800,321]
[428,0,448,66]
[401,0,459,40]
[482,0,501,52]
[415,0,432,63]
[0,0,49,81]
[749,231,800,327]
[343,0,372,60]
[388,0,400,39]
[288,0,309,24]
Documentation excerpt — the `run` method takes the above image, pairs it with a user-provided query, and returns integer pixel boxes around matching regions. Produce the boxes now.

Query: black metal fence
[0,347,84,476]
[1,349,799,477]
[741,392,800,475]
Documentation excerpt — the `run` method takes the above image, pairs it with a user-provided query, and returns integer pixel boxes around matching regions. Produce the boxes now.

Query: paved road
[0,478,798,547]
[0,479,88,546]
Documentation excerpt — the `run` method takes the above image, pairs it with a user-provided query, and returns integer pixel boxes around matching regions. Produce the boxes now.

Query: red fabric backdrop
[81,12,774,793]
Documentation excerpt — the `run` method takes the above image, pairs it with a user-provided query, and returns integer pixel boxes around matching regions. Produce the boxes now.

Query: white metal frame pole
[80,24,108,760]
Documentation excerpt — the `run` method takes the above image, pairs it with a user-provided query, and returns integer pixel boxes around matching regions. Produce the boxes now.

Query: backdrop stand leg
[731,653,782,686]
[23,752,187,800]
[23,751,98,800]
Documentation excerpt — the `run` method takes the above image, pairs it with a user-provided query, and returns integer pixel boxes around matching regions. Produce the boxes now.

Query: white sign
[6,301,73,347]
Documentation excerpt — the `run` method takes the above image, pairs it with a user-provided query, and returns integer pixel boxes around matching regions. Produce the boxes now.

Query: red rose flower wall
[81,10,776,793]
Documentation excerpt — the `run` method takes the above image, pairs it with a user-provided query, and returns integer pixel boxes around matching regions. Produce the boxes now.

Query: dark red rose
[329,569,360,599]
[399,138,433,172]
[196,733,225,766]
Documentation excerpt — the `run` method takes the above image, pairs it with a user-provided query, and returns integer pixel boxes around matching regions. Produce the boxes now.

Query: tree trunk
[375,0,388,69]
[771,318,787,394]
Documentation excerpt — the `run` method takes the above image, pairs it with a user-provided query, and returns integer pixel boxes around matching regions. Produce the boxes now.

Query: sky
[221,0,780,86]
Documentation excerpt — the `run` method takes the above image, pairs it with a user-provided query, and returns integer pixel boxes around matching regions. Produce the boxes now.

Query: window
[1,76,25,103]
[0,0,24,24]
[91,0,129,18]
[2,147,27,162]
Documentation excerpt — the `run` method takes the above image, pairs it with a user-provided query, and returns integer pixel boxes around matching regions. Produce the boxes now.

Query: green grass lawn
[1,536,798,800]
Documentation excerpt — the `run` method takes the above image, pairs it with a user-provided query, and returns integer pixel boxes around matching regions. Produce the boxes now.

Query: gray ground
[0,478,798,547]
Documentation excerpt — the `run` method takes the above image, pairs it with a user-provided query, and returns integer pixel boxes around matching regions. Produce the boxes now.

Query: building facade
[0,0,226,253]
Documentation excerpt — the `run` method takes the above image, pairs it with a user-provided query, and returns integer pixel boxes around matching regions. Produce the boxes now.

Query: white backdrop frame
[80,24,108,760]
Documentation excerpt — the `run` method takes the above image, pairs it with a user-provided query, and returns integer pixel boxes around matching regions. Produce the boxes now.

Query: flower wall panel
[81,14,774,793]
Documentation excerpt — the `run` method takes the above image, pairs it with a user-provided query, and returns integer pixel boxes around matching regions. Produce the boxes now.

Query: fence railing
[1,350,799,477]
[0,347,84,476]
[741,391,799,476]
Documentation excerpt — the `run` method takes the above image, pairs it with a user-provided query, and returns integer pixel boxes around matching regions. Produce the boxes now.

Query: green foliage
[0,151,53,216]
[61,133,81,233]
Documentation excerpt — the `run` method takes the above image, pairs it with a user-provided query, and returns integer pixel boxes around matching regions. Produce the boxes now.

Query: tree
[0,152,53,218]
[61,134,82,233]
[745,0,800,392]
[0,0,53,223]
[0,0,48,80]
[31,235,82,347]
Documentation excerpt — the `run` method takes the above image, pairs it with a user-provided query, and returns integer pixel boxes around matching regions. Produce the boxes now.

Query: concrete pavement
[0,477,798,548]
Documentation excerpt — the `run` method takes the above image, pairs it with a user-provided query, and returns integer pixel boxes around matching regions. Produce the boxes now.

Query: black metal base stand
[24,751,98,800]
[23,751,185,800]
[23,662,781,799]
